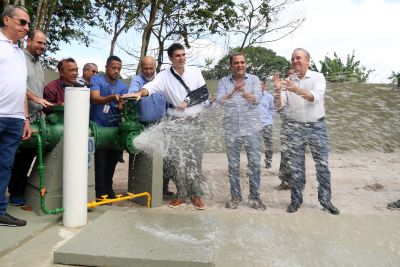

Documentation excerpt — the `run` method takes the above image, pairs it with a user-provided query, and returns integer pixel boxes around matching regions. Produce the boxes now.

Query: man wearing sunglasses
[0,5,32,227]
[77,63,98,86]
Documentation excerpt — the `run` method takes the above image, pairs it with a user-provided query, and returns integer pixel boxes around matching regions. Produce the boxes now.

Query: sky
[54,0,400,83]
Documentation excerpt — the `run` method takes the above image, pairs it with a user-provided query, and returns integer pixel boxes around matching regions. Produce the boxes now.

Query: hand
[233,81,245,93]
[122,93,141,101]
[176,101,188,111]
[21,120,32,141]
[283,79,297,92]
[34,97,54,108]
[273,73,282,90]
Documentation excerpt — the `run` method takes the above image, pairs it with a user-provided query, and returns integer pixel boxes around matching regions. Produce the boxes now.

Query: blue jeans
[225,132,262,200]
[165,117,205,199]
[262,125,273,165]
[284,119,331,205]
[0,118,24,215]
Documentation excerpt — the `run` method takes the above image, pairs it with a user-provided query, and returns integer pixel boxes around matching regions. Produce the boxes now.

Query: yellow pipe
[87,192,151,209]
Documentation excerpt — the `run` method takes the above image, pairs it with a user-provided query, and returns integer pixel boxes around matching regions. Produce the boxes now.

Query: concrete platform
[0,206,60,258]
[53,209,400,267]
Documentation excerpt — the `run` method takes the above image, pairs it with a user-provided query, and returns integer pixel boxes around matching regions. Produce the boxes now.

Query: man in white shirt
[125,43,207,210]
[274,48,339,215]
[0,5,32,227]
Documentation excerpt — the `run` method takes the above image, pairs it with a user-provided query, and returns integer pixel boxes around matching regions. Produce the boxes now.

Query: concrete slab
[54,210,215,267]
[53,210,400,267]
[0,205,60,257]
[128,153,163,208]
[214,214,400,267]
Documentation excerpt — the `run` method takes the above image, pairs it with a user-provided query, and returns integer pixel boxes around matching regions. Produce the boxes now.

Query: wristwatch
[184,97,190,104]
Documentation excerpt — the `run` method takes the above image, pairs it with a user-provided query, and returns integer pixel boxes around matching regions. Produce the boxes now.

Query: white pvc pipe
[63,87,90,227]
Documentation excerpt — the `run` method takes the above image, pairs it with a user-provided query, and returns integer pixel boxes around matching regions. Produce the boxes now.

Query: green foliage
[310,51,374,83]
[1,0,98,69]
[388,71,400,88]
[203,46,290,80]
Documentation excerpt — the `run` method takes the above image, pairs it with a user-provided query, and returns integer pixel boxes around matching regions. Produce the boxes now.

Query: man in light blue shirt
[129,56,172,196]
[259,79,275,169]
[128,56,156,93]
[216,52,265,211]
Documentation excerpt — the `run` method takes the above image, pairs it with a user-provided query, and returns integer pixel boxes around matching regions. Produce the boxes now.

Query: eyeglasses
[10,17,31,28]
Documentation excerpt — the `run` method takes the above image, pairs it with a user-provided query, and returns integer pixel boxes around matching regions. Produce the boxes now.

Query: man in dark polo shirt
[43,57,79,106]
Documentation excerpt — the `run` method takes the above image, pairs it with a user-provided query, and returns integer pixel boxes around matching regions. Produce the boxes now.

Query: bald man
[128,56,157,93]
[128,56,172,196]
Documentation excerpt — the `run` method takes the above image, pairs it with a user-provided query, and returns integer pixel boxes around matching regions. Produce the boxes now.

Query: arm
[273,73,283,110]
[27,89,54,108]
[284,79,314,102]
[241,76,261,104]
[128,76,142,93]
[21,95,32,140]
[90,90,121,105]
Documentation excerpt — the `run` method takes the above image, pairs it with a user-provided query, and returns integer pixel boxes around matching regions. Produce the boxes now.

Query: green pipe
[34,133,64,215]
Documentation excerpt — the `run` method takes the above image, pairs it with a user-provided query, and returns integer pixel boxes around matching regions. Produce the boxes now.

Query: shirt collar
[0,30,15,45]
[23,48,39,63]
[229,73,249,83]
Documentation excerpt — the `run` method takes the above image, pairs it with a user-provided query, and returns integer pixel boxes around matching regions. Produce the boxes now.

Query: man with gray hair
[274,48,339,215]
[77,63,98,86]
[0,5,32,226]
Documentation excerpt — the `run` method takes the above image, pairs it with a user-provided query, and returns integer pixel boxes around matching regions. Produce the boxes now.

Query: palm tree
[388,71,400,88]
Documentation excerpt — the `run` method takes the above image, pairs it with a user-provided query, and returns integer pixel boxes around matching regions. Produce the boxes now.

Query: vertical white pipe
[63,87,90,227]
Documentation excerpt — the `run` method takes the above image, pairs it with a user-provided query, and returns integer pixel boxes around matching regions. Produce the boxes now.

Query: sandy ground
[113,151,400,215]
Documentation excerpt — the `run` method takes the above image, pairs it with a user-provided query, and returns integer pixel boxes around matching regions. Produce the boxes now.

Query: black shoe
[248,198,266,211]
[287,202,300,213]
[275,182,290,191]
[225,196,242,209]
[321,201,340,215]
[387,199,400,209]
[0,213,27,227]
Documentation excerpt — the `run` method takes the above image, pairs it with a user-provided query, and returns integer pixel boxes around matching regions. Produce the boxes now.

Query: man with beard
[8,29,53,206]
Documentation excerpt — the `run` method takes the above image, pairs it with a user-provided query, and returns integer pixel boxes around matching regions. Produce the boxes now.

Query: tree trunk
[139,0,161,74]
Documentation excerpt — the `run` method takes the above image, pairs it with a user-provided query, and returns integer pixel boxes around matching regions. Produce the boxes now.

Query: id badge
[103,104,110,114]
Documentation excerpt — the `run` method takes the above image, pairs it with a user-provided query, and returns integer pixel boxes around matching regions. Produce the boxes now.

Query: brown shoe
[168,198,186,208]
[191,196,206,210]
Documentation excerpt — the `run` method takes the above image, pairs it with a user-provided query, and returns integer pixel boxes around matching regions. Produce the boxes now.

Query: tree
[94,0,148,56]
[227,0,305,51]
[203,46,290,80]
[134,0,237,72]
[388,71,400,88]
[310,51,374,83]
[1,0,99,70]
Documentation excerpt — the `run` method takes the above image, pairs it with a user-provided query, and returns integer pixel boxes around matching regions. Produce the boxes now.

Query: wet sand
[113,151,400,215]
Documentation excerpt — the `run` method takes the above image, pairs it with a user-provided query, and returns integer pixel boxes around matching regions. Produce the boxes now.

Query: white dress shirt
[144,65,206,117]
[281,70,326,122]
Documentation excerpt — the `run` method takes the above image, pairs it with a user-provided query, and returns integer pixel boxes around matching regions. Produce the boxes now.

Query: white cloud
[267,0,400,83]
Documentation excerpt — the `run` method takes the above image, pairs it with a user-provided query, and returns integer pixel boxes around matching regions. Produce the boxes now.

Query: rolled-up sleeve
[309,72,326,103]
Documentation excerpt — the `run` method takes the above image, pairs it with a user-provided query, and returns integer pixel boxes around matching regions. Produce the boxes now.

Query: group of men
[3,5,400,228]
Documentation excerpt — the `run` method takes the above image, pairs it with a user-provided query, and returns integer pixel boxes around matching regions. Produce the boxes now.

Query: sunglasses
[10,16,31,28]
